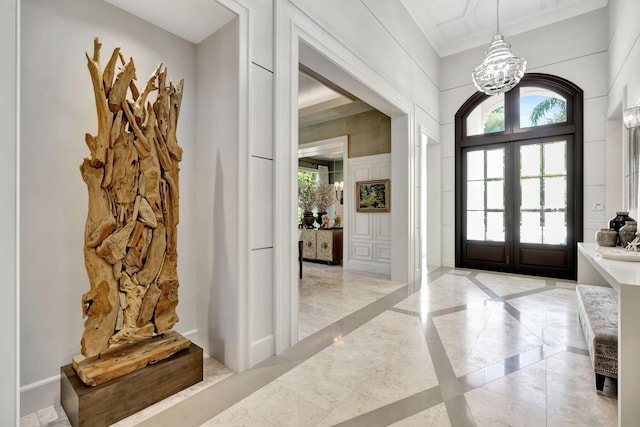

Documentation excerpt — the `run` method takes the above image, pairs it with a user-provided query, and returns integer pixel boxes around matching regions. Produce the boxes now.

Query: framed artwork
[356,179,390,212]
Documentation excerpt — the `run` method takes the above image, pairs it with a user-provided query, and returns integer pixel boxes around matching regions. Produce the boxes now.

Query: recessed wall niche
[60,38,203,427]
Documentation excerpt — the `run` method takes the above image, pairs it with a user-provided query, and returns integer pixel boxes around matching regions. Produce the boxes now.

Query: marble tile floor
[22,263,618,426]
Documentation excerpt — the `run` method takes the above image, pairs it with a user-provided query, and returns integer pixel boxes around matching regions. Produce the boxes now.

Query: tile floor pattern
[22,264,618,426]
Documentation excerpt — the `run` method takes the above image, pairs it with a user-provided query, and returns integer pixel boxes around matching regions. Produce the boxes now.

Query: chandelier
[472,0,527,95]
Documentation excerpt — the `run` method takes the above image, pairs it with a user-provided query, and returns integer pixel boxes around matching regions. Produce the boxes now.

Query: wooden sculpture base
[61,342,203,427]
[73,330,192,386]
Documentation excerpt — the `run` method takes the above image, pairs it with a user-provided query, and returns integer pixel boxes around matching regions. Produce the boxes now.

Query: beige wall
[299,110,391,158]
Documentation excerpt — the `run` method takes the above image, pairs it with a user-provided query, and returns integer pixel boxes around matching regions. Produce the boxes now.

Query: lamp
[334,181,344,204]
[624,105,640,129]
[472,0,527,95]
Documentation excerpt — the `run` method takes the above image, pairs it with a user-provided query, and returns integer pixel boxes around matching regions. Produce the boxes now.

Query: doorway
[297,135,349,265]
[278,39,414,348]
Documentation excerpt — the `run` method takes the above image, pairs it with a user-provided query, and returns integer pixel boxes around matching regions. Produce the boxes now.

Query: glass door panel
[486,212,505,241]
[520,211,542,244]
[465,147,505,242]
[486,149,504,178]
[520,178,541,209]
[518,140,567,245]
[486,181,504,209]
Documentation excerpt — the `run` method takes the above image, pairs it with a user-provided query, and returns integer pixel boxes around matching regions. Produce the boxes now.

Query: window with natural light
[519,87,567,128]
[466,94,505,136]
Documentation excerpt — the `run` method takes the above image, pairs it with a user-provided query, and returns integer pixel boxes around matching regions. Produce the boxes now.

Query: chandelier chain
[496,0,500,35]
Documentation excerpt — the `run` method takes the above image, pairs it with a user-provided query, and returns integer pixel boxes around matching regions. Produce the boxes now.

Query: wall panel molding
[347,153,391,274]
[375,243,392,263]
[351,241,373,261]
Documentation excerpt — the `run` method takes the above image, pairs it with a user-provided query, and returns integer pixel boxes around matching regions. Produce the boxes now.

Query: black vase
[315,211,327,227]
[609,211,635,246]
[302,212,315,228]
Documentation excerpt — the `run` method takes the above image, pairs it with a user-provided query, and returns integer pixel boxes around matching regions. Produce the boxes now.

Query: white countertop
[578,242,640,288]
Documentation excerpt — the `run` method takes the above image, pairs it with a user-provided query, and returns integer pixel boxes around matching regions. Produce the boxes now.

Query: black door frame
[455,73,583,280]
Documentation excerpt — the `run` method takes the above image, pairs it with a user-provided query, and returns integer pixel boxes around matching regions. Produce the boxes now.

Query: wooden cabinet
[300,228,343,264]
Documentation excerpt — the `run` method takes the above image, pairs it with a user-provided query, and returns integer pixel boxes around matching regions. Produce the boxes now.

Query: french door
[455,74,583,279]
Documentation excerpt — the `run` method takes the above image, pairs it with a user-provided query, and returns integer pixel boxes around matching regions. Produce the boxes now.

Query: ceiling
[105,0,608,57]
[298,70,374,128]
[401,0,608,57]
[104,0,235,44]
[105,0,609,126]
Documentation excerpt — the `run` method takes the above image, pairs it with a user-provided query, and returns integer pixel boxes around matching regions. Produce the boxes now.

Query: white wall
[194,0,276,371]
[291,0,440,119]
[19,0,198,415]
[608,0,640,219]
[416,106,442,271]
[0,0,18,423]
[249,58,276,366]
[608,0,640,109]
[247,0,276,368]
[440,8,610,266]
[194,20,241,370]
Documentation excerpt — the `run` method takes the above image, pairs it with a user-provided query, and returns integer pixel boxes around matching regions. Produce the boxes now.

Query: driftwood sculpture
[75,38,189,385]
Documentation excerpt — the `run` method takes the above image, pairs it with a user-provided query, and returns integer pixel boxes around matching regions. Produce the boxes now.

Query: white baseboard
[21,374,60,417]
[347,260,391,276]
[250,334,274,367]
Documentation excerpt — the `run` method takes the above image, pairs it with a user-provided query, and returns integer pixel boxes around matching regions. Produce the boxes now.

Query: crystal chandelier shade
[472,0,527,95]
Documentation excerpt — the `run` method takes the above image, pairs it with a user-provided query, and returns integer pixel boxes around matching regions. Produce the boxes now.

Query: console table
[300,228,343,264]
[577,242,640,426]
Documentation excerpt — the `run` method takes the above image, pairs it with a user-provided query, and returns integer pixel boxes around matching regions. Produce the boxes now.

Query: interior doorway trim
[274,13,415,352]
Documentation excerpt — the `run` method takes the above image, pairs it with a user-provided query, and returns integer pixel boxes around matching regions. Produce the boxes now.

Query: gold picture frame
[356,179,390,212]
